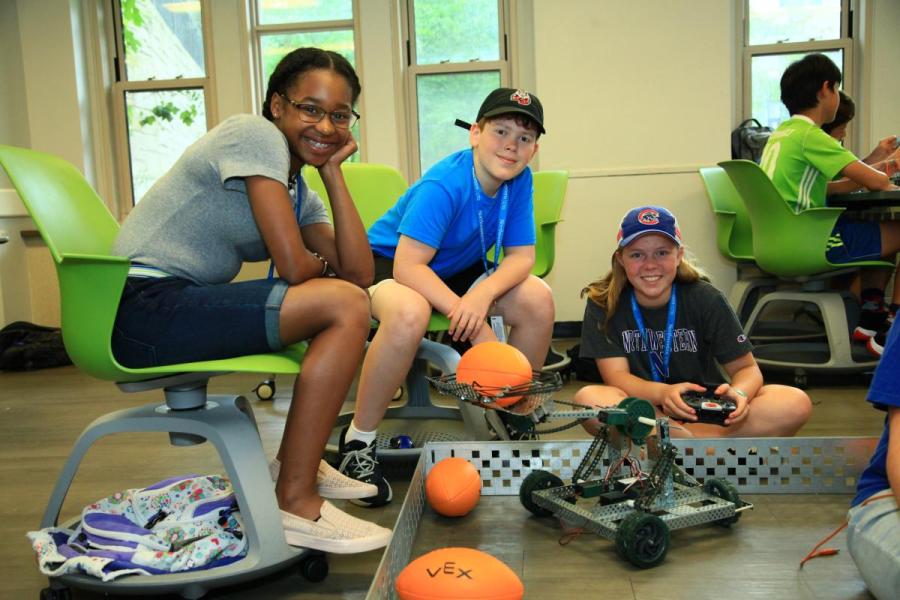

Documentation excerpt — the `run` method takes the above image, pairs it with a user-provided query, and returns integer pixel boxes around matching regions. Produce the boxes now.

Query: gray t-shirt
[580,280,753,384]
[113,114,330,284]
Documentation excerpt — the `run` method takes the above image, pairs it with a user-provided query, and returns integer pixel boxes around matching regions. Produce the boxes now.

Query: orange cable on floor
[799,492,893,568]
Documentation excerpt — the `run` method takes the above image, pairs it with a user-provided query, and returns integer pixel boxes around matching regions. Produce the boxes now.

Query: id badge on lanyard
[630,283,677,382]
[473,167,508,275]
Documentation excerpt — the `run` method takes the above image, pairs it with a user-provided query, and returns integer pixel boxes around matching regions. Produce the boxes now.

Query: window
[404,0,509,177]
[111,0,213,207]
[249,0,361,159]
[742,0,852,130]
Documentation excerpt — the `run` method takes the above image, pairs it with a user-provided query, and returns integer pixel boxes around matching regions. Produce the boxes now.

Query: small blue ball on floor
[390,434,415,449]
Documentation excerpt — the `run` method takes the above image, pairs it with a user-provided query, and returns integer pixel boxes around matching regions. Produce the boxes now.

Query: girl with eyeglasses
[111,47,390,554]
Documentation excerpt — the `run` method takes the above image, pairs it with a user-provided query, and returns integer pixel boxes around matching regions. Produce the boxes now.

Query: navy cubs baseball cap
[617,206,682,247]
[454,87,546,134]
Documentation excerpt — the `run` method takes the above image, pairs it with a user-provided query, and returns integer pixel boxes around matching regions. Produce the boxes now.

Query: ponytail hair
[262,47,361,121]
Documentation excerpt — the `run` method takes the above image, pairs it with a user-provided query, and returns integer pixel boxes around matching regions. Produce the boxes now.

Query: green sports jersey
[759,115,857,212]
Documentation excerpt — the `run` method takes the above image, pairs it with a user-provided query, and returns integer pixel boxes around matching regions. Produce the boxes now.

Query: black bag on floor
[565,343,603,383]
[0,321,72,371]
[731,118,773,163]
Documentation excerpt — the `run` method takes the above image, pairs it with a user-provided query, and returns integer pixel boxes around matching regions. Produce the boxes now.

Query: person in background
[760,53,900,357]
[821,90,900,354]
[822,90,900,167]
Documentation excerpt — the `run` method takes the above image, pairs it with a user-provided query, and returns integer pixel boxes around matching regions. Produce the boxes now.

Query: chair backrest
[531,170,568,278]
[302,162,408,229]
[0,145,120,261]
[699,166,753,262]
[0,145,133,380]
[717,159,846,277]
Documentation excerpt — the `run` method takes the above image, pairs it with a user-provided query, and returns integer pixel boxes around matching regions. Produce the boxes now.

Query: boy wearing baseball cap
[575,205,811,438]
[337,89,555,505]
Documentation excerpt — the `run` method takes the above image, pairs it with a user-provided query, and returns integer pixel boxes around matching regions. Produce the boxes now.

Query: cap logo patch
[637,208,660,225]
[510,90,532,106]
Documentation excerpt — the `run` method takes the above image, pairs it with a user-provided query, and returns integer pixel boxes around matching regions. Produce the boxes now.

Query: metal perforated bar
[423,437,878,495]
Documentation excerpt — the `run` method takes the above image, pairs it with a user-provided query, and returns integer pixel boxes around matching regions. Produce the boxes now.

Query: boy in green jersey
[761,53,900,355]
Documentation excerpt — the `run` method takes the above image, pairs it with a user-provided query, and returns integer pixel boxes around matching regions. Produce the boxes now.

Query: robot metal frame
[428,372,752,568]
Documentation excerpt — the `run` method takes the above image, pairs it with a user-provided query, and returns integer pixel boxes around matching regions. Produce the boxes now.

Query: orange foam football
[396,547,524,600]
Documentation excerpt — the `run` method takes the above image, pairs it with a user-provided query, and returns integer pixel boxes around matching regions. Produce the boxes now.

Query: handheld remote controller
[681,389,737,425]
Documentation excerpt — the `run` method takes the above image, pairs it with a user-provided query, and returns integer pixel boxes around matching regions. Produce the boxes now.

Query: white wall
[534,0,737,320]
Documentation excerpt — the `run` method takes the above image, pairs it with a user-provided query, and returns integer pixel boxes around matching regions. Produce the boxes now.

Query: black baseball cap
[454,87,546,134]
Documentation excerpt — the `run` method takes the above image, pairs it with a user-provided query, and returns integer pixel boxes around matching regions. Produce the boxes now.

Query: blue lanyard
[472,166,508,275]
[629,282,677,382]
[268,173,305,279]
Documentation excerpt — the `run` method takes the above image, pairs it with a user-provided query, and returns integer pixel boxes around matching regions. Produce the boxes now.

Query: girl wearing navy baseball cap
[575,206,811,438]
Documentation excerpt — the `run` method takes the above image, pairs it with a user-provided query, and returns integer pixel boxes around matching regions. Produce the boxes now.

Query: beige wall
[535,0,736,319]
[1,0,898,326]
[869,0,900,147]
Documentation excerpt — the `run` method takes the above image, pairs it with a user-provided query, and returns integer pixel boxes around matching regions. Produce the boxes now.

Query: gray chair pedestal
[42,392,310,598]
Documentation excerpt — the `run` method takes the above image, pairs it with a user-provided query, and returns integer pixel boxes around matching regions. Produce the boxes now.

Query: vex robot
[429,371,751,568]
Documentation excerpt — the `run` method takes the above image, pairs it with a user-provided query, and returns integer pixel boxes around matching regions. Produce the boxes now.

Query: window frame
[109,0,217,214]
[247,0,364,159]
[401,0,511,180]
[741,0,853,129]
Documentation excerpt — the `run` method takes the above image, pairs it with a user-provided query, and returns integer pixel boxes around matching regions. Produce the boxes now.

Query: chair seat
[112,341,308,383]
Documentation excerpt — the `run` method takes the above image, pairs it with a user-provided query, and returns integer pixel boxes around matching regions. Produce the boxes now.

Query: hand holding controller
[681,389,737,425]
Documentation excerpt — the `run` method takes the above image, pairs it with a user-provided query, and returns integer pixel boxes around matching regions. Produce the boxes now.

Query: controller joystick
[681,389,736,425]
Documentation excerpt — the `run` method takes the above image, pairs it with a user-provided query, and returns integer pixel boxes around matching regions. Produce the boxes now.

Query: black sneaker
[853,309,888,342]
[338,427,393,507]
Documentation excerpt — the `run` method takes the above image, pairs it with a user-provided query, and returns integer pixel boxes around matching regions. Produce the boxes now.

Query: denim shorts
[111,276,288,368]
[826,216,882,264]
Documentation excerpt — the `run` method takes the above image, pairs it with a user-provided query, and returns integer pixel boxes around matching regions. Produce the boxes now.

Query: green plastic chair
[0,144,324,597]
[699,166,753,263]
[699,166,776,324]
[303,163,450,335]
[718,159,893,377]
[531,170,568,278]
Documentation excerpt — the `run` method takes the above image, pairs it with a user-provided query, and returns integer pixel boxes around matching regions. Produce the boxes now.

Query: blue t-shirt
[852,322,900,506]
[367,148,536,278]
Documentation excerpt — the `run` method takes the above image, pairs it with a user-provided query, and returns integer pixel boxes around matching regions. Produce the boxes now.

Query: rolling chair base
[40,394,317,598]
[745,290,878,384]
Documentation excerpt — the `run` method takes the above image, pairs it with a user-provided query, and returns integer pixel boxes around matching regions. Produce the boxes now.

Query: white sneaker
[269,458,379,500]
[281,500,392,554]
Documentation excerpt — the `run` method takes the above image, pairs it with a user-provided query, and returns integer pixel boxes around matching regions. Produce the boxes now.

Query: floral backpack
[27,474,246,581]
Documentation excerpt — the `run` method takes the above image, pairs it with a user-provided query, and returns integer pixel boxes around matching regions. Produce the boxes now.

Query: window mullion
[255,20,354,35]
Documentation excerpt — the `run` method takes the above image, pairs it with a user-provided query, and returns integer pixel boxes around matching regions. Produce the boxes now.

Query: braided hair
[262,47,361,121]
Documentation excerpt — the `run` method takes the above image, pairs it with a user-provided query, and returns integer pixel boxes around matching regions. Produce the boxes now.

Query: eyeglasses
[280,94,359,129]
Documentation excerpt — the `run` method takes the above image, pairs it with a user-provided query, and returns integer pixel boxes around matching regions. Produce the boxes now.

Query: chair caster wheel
[793,372,807,389]
[40,587,71,600]
[255,379,276,400]
[299,552,329,582]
